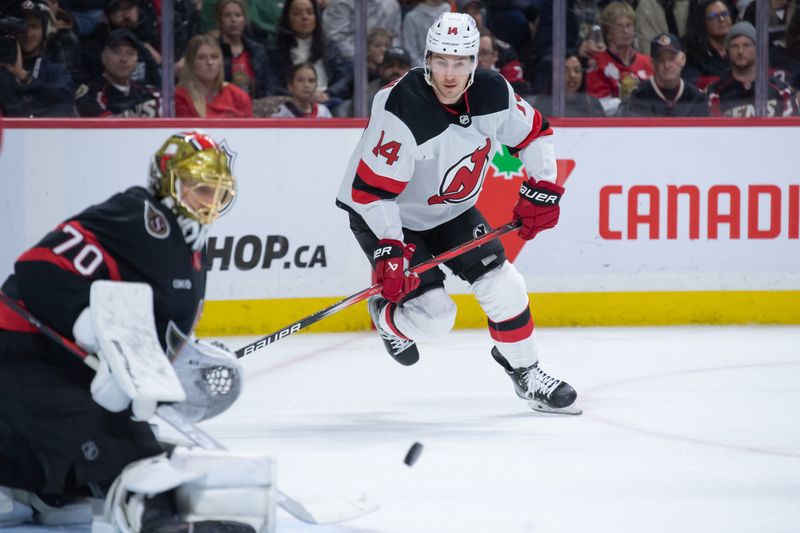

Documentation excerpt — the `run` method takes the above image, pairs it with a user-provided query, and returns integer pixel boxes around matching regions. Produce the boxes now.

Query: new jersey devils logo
[428,138,492,205]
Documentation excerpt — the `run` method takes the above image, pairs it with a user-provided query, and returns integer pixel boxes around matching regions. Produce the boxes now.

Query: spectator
[79,0,161,87]
[623,32,709,116]
[43,0,87,82]
[338,45,412,116]
[772,3,800,87]
[63,0,105,37]
[367,27,392,81]
[217,0,274,99]
[532,51,605,116]
[268,0,352,110]
[457,1,531,94]
[478,28,531,94]
[683,0,734,89]
[202,0,284,44]
[322,0,402,61]
[135,0,201,61]
[270,61,332,116]
[742,0,795,49]
[484,0,544,52]
[585,1,653,115]
[0,0,75,117]
[75,28,160,116]
[402,0,450,67]
[635,0,691,55]
[175,34,253,117]
[456,0,486,29]
[708,21,799,116]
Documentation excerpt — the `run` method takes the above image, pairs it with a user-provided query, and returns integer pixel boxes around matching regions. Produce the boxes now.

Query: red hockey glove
[373,239,420,303]
[512,179,565,240]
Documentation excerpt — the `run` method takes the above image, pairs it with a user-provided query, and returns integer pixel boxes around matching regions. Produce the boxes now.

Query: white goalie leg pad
[390,288,457,342]
[0,486,33,527]
[170,447,276,533]
[2,487,93,527]
[470,261,539,368]
[93,452,204,533]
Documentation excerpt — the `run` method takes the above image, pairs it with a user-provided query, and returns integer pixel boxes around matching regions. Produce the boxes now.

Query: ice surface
[6,326,800,533]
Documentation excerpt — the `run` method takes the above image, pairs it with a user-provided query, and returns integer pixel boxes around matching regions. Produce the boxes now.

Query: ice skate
[491,347,581,415]
[367,296,420,366]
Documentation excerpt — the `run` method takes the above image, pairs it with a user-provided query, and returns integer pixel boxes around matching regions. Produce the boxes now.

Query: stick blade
[276,490,378,524]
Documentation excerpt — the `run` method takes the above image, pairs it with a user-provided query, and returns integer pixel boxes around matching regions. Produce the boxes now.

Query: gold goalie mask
[149,131,237,225]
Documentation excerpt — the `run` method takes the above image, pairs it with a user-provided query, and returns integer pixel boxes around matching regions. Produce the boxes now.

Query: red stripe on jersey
[0,298,39,333]
[18,222,122,281]
[352,160,408,204]
[17,247,81,276]
[513,110,553,152]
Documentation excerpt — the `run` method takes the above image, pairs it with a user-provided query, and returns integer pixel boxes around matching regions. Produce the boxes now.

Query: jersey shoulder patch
[144,199,171,239]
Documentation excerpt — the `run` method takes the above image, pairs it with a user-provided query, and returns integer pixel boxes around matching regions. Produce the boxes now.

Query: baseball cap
[725,21,756,48]
[10,0,52,28]
[105,28,140,49]
[382,47,411,67]
[650,33,682,58]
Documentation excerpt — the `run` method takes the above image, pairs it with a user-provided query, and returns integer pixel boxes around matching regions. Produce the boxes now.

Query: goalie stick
[236,220,522,358]
[0,292,378,526]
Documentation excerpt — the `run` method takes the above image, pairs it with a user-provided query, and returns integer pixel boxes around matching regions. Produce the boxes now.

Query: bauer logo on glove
[519,182,561,206]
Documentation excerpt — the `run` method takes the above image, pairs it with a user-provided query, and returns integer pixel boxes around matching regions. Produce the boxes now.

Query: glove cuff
[373,239,405,261]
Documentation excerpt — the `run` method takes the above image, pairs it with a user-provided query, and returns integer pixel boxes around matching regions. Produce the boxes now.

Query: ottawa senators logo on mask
[428,138,492,205]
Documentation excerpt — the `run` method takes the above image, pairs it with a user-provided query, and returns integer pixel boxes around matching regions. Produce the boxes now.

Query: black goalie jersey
[0,186,206,355]
[336,67,556,241]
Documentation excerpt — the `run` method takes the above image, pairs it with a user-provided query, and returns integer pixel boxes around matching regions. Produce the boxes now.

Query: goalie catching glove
[373,239,420,303]
[512,179,564,240]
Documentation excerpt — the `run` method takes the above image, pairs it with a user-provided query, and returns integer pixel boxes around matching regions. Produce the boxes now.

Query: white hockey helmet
[424,12,480,88]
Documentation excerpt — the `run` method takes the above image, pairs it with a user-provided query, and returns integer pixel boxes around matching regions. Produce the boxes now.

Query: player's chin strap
[0,289,379,527]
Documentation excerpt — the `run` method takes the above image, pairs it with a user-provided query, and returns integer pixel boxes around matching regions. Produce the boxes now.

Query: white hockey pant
[93,447,276,533]
[388,288,457,342]
[470,261,539,368]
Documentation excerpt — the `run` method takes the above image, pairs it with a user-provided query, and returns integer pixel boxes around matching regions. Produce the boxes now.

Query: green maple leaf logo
[491,145,524,178]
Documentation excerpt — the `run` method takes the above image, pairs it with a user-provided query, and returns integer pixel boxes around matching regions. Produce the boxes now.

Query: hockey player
[0,131,269,532]
[335,13,579,415]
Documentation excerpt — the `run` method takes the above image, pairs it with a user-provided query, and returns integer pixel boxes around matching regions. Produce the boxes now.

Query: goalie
[0,132,272,532]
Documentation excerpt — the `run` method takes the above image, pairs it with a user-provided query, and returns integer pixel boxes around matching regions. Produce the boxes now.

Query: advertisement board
[1,119,797,331]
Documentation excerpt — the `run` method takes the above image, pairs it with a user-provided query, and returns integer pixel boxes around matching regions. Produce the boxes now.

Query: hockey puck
[404,442,423,467]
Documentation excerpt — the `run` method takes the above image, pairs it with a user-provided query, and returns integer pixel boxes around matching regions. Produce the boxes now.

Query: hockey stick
[0,292,378,525]
[236,220,522,357]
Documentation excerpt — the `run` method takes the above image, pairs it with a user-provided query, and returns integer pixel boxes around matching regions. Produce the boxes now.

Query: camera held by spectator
[0,16,27,66]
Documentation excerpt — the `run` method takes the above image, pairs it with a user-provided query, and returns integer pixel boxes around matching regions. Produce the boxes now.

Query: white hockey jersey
[336,67,556,241]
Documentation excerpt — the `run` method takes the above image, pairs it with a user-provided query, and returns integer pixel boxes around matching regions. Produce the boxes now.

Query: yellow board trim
[196,291,800,336]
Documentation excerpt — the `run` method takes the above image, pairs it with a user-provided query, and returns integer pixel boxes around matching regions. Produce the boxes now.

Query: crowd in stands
[0,0,798,118]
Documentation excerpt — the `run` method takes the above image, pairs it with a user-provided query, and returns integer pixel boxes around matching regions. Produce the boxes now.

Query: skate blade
[527,400,583,415]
